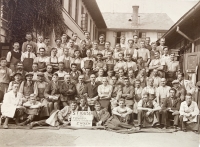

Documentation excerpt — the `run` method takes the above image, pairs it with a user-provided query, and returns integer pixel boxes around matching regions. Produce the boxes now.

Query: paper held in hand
[71,111,93,127]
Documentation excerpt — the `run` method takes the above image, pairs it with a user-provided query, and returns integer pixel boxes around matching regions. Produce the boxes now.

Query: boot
[15,117,20,125]
[18,119,30,126]
[29,122,39,129]
[3,118,9,129]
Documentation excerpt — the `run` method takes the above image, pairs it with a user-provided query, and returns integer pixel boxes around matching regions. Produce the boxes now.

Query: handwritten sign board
[71,111,93,127]
[186,53,199,73]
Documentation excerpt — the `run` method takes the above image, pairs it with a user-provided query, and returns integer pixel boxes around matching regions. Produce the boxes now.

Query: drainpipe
[176,26,196,84]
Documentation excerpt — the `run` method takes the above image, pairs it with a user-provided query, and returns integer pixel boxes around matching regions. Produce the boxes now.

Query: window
[75,0,79,23]
[157,32,165,39]
[81,14,86,31]
[81,13,88,31]
[68,0,72,16]
[116,32,121,43]
[139,32,146,39]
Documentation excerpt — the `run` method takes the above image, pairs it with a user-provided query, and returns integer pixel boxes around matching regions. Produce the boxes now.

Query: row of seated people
[0,71,199,133]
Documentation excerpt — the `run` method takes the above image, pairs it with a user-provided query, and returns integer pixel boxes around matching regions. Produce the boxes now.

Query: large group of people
[0,32,199,133]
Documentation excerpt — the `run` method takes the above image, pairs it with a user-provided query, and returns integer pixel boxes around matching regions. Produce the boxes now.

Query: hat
[97,53,103,57]
[12,72,22,77]
[172,80,179,84]
[196,81,200,87]
[37,72,44,77]
[25,72,33,77]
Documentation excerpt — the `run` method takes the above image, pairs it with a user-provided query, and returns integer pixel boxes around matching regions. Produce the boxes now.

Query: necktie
[28,52,30,58]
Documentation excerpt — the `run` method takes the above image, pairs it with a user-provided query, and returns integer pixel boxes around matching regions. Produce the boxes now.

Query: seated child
[19,94,41,126]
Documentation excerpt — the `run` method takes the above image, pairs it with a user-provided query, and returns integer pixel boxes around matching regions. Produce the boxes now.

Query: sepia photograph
[0,0,200,146]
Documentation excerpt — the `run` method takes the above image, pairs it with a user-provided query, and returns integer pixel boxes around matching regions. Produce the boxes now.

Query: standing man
[165,53,179,86]
[21,44,36,72]
[59,74,76,106]
[157,37,166,55]
[55,38,63,58]
[81,49,95,73]
[124,39,137,59]
[33,48,47,72]
[67,39,77,58]
[6,42,21,72]
[0,57,12,94]
[149,51,165,77]
[161,46,170,63]
[145,37,152,51]
[44,37,52,56]
[137,40,151,66]
[161,88,181,129]
[98,34,105,51]
[84,74,99,111]
[172,80,186,101]
[156,78,171,106]
[84,31,92,49]
[22,32,37,54]
[60,34,68,48]
[133,35,140,49]
[120,35,126,51]
[58,48,71,72]
[102,41,112,59]
[71,33,79,49]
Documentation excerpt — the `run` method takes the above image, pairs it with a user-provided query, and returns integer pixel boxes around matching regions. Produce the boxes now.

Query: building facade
[60,0,106,42]
[161,1,200,83]
[101,6,174,46]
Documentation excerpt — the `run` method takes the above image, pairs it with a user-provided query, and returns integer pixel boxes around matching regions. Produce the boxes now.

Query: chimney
[132,6,139,26]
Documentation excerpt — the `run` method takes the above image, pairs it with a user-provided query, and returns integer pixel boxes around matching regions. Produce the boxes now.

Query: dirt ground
[0,128,199,147]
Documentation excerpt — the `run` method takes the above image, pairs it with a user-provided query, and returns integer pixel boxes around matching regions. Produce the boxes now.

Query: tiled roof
[102,12,174,30]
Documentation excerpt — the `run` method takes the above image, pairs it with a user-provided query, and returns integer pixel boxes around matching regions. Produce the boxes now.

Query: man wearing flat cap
[93,53,106,72]
[19,72,38,100]
[172,80,186,102]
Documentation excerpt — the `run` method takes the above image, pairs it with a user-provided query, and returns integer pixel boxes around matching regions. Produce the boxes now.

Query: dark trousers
[138,110,160,126]
[179,115,198,131]
[161,110,179,127]
[105,115,134,130]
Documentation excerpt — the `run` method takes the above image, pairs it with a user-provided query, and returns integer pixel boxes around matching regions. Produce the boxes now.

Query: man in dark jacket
[161,88,181,129]
[84,74,99,111]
